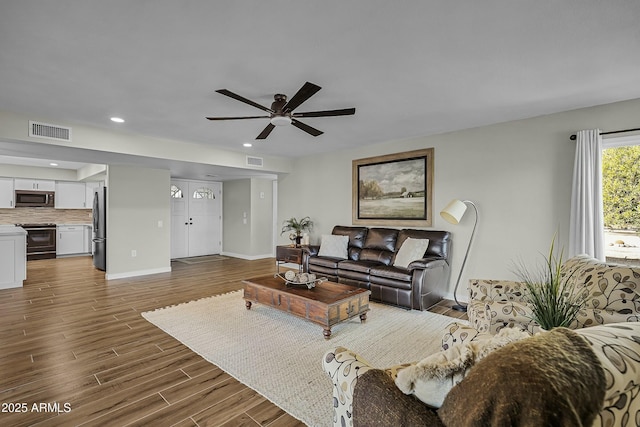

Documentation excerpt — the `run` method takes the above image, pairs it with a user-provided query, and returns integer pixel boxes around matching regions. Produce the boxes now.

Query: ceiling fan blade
[216,89,273,113]
[292,107,356,118]
[283,82,321,113]
[256,123,276,139]
[206,115,269,120]
[291,119,323,137]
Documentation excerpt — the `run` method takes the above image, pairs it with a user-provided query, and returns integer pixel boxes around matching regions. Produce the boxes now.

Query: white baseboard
[106,266,172,280]
[0,281,23,290]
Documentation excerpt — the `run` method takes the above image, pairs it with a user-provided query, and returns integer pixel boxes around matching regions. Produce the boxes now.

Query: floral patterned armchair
[445,255,640,348]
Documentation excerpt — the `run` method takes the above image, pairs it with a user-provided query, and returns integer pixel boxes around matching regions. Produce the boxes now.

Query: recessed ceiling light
[49,162,58,167]
[110,117,125,123]
[243,143,253,147]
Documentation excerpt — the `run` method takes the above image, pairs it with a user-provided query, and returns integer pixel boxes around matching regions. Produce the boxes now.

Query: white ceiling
[1,1,640,178]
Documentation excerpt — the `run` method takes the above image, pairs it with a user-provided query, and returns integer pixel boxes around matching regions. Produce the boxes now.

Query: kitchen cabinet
[84,225,92,254]
[55,181,87,209]
[0,226,27,289]
[57,225,87,256]
[0,177,15,208]
[14,178,55,191]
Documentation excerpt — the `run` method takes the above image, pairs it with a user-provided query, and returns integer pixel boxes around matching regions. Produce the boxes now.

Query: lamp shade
[440,199,468,224]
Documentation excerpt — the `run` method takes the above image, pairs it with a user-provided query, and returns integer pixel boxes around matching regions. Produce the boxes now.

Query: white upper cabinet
[0,178,15,208]
[14,178,55,191]
[55,181,87,209]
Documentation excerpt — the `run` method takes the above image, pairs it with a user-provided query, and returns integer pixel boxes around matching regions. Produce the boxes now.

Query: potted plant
[281,216,313,246]
[513,235,588,330]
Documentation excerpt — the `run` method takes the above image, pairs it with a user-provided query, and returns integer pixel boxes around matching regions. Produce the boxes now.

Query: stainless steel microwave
[14,190,55,207]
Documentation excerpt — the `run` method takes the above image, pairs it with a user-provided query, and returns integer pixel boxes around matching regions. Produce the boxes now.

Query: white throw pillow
[393,238,430,268]
[318,234,349,259]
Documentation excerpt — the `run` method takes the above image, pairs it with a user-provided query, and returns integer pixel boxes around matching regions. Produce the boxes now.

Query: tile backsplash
[0,208,92,225]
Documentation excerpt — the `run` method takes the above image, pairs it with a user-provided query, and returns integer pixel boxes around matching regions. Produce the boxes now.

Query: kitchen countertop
[0,225,27,236]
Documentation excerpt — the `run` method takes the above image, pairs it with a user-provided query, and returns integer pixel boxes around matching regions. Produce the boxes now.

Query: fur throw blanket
[395,327,531,398]
[438,327,606,426]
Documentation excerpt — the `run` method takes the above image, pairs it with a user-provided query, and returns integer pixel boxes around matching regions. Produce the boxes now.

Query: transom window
[193,187,216,199]
[170,185,183,198]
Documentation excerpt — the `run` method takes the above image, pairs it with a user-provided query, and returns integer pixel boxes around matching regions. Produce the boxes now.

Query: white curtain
[569,129,605,260]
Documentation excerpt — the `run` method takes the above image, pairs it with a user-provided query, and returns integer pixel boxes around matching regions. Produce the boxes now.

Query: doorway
[171,179,222,258]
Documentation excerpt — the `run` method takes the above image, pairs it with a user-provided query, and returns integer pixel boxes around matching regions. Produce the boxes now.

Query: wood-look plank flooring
[0,256,467,426]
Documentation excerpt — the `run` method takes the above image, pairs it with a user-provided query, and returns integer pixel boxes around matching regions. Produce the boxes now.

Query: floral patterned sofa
[323,322,640,426]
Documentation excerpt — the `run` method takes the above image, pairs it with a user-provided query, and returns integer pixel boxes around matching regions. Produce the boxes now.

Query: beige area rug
[172,255,227,264]
[142,291,457,426]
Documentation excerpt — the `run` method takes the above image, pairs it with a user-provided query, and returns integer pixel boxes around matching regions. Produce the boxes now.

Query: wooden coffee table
[242,275,370,339]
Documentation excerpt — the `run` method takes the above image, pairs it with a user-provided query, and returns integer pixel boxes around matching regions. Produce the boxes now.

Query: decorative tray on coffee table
[275,271,328,289]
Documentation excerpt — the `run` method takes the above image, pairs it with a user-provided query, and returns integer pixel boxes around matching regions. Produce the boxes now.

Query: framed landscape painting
[352,148,433,226]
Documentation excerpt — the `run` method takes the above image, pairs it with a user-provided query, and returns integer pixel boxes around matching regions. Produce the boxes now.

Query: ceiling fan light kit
[270,115,292,126]
[206,82,355,140]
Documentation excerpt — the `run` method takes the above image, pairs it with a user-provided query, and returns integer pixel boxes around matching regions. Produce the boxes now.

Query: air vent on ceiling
[29,120,72,142]
[246,156,263,167]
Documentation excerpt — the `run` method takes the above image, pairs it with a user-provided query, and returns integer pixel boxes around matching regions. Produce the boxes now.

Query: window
[602,135,640,265]
[170,184,183,198]
[193,187,216,199]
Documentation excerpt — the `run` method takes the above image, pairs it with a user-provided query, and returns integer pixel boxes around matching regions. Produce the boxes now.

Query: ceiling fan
[206,82,355,139]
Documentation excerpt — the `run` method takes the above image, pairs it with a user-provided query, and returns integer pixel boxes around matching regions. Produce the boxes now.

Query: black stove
[16,223,57,260]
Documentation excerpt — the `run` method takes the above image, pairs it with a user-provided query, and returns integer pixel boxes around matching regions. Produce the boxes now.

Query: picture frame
[352,148,433,226]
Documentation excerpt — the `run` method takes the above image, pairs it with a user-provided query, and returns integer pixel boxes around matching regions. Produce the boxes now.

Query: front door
[171,180,222,258]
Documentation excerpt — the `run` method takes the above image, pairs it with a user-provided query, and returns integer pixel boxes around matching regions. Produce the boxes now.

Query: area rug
[142,291,458,426]
[172,255,227,264]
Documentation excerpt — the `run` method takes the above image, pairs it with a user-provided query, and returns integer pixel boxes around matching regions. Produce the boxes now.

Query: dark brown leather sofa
[303,226,451,310]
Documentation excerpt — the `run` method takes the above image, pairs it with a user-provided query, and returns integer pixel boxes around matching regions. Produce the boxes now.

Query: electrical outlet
[131,249,137,257]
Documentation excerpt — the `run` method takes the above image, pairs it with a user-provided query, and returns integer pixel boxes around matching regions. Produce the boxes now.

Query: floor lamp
[440,199,478,312]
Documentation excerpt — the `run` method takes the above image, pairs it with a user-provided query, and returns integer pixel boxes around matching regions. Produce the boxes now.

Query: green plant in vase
[513,235,588,330]
[281,216,313,246]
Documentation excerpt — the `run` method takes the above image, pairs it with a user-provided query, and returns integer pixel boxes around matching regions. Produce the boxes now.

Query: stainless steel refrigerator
[92,186,106,271]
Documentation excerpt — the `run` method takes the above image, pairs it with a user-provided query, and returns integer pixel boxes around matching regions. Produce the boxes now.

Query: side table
[276,245,306,273]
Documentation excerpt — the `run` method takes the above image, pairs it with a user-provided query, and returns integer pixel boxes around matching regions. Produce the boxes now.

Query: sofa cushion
[393,237,430,268]
[308,255,343,280]
[308,256,342,269]
[561,255,640,327]
[332,225,368,249]
[364,228,398,251]
[318,234,349,259]
[360,248,394,265]
[338,260,379,274]
[370,265,413,284]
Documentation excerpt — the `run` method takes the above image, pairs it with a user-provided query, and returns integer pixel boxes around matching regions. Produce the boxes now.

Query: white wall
[222,178,275,259]
[250,178,274,257]
[278,97,640,301]
[106,165,171,279]
[0,164,78,181]
[222,179,251,256]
